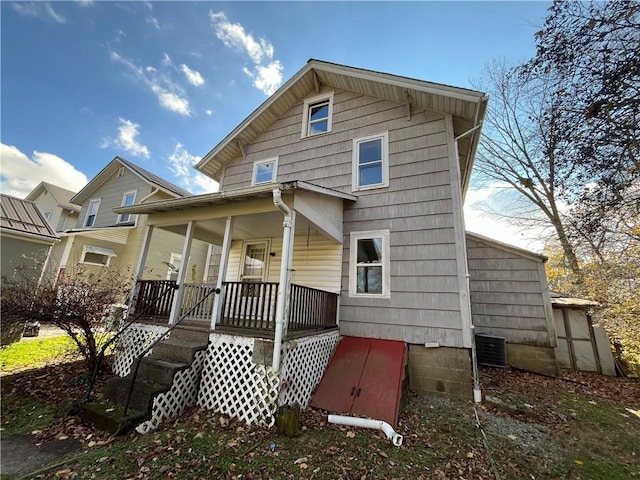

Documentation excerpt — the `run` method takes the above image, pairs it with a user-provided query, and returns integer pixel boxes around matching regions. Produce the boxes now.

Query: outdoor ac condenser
[475,333,507,367]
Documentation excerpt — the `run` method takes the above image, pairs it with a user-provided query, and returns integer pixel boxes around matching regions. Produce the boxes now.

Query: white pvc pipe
[328,414,403,447]
[272,189,292,372]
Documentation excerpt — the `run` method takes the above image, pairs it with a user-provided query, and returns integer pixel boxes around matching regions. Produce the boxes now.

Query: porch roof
[115,180,356,215]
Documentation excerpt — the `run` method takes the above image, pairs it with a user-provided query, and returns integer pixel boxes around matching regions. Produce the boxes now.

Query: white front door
[240,240,269,283]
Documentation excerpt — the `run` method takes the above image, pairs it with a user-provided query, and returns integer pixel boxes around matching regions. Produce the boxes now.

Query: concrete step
[169,322,211,343]
[79,401,147,435]
[152,338,208,363]
[138,357,189,385]
[104,376,169,413]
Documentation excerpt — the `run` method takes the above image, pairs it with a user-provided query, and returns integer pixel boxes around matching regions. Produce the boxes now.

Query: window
[44,212,52,222]
[166,253,182,281]
[301,92,334,137]
[81,245,116,266]
[252,158,278,185]
[117,191,136,223]
[349,230,390,298]
[84,199,101,227]
[352,132,389,191]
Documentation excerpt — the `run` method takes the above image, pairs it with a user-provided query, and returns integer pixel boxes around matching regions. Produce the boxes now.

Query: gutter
[271,188,293,371]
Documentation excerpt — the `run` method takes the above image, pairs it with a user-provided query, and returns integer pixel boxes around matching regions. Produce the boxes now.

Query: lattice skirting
[197,334,280,427]
[279,330,339,408]
[135,349,207,434]
[112,323,167,377]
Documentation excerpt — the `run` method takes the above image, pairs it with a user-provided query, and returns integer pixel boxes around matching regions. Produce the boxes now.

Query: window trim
[301,92,334,138]
[349,229,391,298]
[116,190,137,224]
[352,131,389,191]
[80,245,114,267]
[251,157,278,185]
[84,198,101,227]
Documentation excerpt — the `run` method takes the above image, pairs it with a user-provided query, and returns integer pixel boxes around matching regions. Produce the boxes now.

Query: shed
[551,293,616,376]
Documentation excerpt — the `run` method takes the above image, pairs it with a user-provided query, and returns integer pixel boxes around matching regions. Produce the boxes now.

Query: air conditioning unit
[475,334,507,367]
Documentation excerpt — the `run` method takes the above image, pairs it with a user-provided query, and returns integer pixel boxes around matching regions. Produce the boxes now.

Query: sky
[1,1,552,251]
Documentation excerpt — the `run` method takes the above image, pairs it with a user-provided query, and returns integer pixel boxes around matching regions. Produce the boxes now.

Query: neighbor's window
[352,132,389,191]
[117,191,136,223]
[44,212,52,222]
[301,92,334,137]
[349,229,390,298]
[252,158,278,185]
[84,199,101,227]
[81,246,115,266]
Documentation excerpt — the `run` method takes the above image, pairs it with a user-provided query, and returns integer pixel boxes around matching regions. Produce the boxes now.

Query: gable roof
[196,59,488,193]
[71,156,192,205]
[466,231,547,263]
[0,193,59,242]
[25,181,81,213]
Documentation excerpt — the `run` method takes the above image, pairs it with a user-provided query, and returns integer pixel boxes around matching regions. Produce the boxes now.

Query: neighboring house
[551,293,616,376]
[43,156,211,288]
[0,193,59,281]
[25,182,80,233]
[104,60,559,432]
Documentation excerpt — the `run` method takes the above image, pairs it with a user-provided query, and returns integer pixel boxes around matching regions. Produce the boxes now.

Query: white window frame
[251,157,278,185]
[352,131,389,191]
[80,245,114,267]
[301,91,334,138]
[166,252,183,280]
[349,229,390,298]
[117,190,137,224]
[84,199,101,227]
[43,211,52,222]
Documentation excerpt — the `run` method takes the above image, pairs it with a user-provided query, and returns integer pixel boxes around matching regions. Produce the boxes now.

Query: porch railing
[288,283,338,331]
[133,279,338,332]
[219,281,279,329]
[133,280,177,317]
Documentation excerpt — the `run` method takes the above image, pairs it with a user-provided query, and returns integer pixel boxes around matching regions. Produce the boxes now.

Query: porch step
[138,357,190,385]
[152,338,208,363]
[105,376,170,413]
[168,323,211,344]
[79,401,147,435]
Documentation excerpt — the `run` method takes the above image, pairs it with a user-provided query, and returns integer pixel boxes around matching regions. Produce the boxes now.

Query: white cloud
[0,143,88,198]
[209,10,283,95]
[205,109,213,116]
[147,16,160,30]
[12,2,66,23]
[101,118,150,159]
[180,64,205,87]
[168,143,218,194]
[464,183,547,252]
[110,50,191,116]
[77,0,94,6]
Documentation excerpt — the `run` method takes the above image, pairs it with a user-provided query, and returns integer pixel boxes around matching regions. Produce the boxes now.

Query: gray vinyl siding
[75,168,152,229]
[466,237,554,347]
[220,88,466,347]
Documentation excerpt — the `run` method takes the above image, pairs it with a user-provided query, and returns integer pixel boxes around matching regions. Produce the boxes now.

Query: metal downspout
[272,188,292,372]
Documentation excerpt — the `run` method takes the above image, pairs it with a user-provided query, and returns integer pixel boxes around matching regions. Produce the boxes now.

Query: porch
[131,278,339,338]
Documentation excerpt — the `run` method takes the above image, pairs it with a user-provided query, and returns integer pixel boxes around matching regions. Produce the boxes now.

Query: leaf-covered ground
[1,361,639,480]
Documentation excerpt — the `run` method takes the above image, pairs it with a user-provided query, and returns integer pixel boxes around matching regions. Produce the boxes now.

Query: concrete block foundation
[506,343,558,376]
[408,345,472,400]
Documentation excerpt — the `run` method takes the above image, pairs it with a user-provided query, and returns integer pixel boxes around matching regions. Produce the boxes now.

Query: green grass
[0,335,76,373]
[0,393,56,436]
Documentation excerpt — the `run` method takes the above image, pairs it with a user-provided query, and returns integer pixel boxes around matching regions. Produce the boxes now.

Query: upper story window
[349,229,390,298]
[352,132,389,191]
[301,92,334,137]
[43,212,52,222]
[252,158,278,185]
[84,199,101,227]
[117,191,136,224]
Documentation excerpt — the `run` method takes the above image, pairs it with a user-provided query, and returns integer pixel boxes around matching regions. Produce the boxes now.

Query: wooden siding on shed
[467,237,554,347]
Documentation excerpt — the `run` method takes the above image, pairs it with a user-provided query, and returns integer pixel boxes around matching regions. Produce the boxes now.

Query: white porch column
[210,216,234,330]
[128,225,154,311]
[56,234,75,280]
[169,221,195,325]
[272,189,295,371]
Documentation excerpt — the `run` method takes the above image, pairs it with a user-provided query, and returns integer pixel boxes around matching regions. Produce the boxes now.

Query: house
[104,59,560,432]
[0,193,59,281]
[25,181,81,233]
[40,157,212,290]
[551,293,616,376]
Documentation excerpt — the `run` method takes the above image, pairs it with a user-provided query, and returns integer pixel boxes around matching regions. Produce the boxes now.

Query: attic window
[117,167,125,178]
[252,158,278,185]
[301,92,334,137]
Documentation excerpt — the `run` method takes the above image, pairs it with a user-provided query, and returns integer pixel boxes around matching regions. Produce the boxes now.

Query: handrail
[85,282,179,402]
[123,286,220,415]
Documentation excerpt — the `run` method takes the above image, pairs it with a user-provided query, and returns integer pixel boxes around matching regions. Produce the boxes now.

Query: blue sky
[1,1,552,248]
